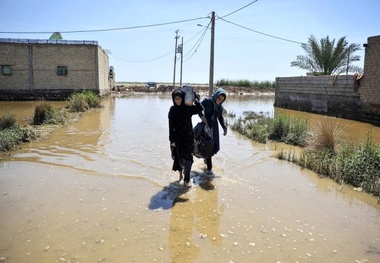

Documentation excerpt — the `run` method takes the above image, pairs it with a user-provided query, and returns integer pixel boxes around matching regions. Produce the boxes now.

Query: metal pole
[209,11,215,97]
[180,37,183,87]
[173,30,179,89]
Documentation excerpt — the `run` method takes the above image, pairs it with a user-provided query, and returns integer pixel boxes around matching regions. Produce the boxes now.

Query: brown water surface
[0,95,379,263]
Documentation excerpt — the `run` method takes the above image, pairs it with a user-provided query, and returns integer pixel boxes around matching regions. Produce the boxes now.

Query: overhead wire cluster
[0,0,305,64]
[183,20,212,62]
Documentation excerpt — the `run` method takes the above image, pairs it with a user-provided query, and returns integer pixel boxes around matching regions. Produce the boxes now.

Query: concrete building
[0,38,114,100]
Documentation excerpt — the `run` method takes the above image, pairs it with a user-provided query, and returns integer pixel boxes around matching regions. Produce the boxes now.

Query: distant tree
[291,35,362,75]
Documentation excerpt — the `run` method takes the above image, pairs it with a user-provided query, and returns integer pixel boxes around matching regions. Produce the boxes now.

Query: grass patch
[231,111,309,146]
[294,132,380,197]
[231,112,380,197]
[230,112,270,143]
[269,112,310,146]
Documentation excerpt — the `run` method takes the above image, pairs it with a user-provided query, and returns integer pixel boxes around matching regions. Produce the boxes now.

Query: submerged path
[0,95,379,262]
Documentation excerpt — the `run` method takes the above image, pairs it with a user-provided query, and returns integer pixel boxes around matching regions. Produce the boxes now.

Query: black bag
[193,122,214,158]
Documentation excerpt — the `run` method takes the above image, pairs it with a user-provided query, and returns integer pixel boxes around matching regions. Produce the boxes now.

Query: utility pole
[209,11,215,97]
[173,30,179,89]
[179,37,183,87]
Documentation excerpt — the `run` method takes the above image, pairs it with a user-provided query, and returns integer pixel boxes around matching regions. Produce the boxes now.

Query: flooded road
[0,94,379,263]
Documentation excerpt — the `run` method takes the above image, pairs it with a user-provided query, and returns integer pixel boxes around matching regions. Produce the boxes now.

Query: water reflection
[0,101,67,126]
[0,94,379,262]
[222,94,275,118]
[274,107,380,145]
[168,173,223,263]
[168,194,201,263]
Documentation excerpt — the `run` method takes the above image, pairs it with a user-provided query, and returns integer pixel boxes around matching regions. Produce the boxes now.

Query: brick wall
[32,44,97,90]
[274,75,362,120]
[0,39,111,100]
[359,35,380,108]
[0,43,30,90]
[97,47,111,96]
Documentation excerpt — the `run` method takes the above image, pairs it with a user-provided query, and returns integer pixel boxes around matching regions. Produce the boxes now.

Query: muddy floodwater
[0,94,379,263]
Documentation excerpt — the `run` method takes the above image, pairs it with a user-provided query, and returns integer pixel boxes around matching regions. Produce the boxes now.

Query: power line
[219,0,259,19]
[216,1,305,45]
[218,16,305,45]
[0,0,304,63]
[183,22,211,62]
[111,51,173,63]
[0,1,301,46]
[0,17,209,34]
[184,27,209,46]
[110,26,210,63]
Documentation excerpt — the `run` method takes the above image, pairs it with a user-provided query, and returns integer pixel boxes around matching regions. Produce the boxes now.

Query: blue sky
[1,0,379,84]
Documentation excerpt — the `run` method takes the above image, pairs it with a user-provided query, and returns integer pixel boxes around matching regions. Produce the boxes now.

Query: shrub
[310,118,341,154]
[269,112,309,147]
[67,90,101,112]
[81,89,101,108]
[247,123,268,143]
[0,126,37,152]
[0,114,17,130]
[33,103,54,125]
[285,115,310,147]
[269,112,290,141]
[68,93,89,112]
[0,129,21,151]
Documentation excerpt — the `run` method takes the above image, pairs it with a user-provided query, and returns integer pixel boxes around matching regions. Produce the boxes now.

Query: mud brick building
[0,38,113,100]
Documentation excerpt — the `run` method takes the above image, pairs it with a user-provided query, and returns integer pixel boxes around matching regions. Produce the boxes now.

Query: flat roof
[0,38,98,45]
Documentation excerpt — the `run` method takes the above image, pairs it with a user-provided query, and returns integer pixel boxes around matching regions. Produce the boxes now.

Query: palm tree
[291,35,362,75]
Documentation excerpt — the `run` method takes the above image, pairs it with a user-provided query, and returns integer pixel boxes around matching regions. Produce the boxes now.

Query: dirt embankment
[114,83,274,96]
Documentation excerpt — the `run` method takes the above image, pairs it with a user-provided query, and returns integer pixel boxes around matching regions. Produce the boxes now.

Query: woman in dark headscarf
[198,88,227,174]
[168,89,203,186]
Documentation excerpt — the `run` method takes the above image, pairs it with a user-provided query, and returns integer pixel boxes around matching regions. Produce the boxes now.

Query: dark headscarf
[169,88,202,151]
[171,89,185,106]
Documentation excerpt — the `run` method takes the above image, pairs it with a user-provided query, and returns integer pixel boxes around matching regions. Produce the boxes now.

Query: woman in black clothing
[168,89,203,186]
[198,88,227,174]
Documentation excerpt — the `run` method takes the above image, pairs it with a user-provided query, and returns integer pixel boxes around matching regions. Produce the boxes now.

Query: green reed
[216,79,275,90]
